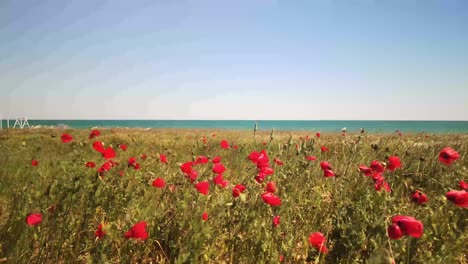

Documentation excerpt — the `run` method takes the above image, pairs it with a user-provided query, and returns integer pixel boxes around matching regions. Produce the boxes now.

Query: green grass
[0,128,466,263]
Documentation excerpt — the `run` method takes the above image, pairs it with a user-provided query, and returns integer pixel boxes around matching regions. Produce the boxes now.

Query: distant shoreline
[1,120,468,133]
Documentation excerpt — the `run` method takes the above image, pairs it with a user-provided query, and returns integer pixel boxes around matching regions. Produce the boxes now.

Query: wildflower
[213,174,228,188]
[232,184,246,198]
[411,191,428,205]
[459,180,468,190]
[308,232,328,253]
[152,177,166,188]
[274,158,284,165]
[124,221,148,240]
[261,192,282,206]
[202,212,209,221]
[159,154,168,163]
[445,190,468,208]
[438,147,460,165]
[195,181,210,195]
[212,163,226,174]
[265,181,277,193]
[370,160,385,173]
[89,130,100,139]
[95,223,105,239]
[61,133,73,143]
[211,156,221,164]
[220,140,229,149]
[387,156,402,171]
[387,215,423,239]
[26,213,42,226]
[273,215,280,227]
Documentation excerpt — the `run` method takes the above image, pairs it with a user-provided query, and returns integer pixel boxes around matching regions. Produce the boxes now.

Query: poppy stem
[406,238,411,264]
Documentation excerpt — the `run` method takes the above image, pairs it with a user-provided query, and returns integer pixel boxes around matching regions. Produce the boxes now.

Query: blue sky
[1,0,467,120]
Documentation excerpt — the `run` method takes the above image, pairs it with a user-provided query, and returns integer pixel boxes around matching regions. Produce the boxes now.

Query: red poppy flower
[202,212,209,221]
[323,169,335,177]
[306,156,317,161]
[186,170,199,183]
[261,192,282,206]
[89,130,100,139]
[306,135,310,140]
[279,255,284,262]
[390,215,424,239]
[232,184,246,198]
[159,154,168,163]
[180,161,194,174]
[211,156,221,164]
[263,142,267,146]
[316,132,321,138]
[61,133,73,143]
[387,224,403,240]
[320,161,331,170]
[212,163,226,174]
[233,145,238,149]
[195,181,210,195]
[26,213,42,226]
[213,174,229,188]
[274,158,284,165]
[445,190,468,208]
[320,146,329,152]
[273,215,280,227]
[265,181,277,193]
[128,157,137,167]
[140,154,147,160]
[31,160,39,167]
[86,161,96,168]
[387,156,402,171]
[411,191,428,205]
[124,221,148,240]
[119,171,124,177]
[248,151,261,163]
[459,180,468,190]
[438,147,460,165]
[102,147,116,160]
[255,173,267,184]
[220,140,229,149]
[259,166,274,175]
[95,223,105,239]
[358,165,372,176]
[92,141,105,153]
[370,160,385,173]
[257,150,270,167]
[133,163,140,170]
[308,232,328,254]
[194,156,209,165]
[119,144,127,151]
[152,177,166,188]
[374,178,391,192]
[98,161,113,176]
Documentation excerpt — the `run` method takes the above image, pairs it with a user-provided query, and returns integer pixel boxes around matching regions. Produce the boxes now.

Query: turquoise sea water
[1,120,468,133]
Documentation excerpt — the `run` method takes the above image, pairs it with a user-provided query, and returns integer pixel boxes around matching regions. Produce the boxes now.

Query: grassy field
[0,128,466,264]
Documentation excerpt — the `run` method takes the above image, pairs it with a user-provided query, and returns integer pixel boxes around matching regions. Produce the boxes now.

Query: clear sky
[1,0,467,120]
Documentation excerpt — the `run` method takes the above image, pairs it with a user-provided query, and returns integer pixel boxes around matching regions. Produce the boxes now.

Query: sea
[1,120,468,133]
